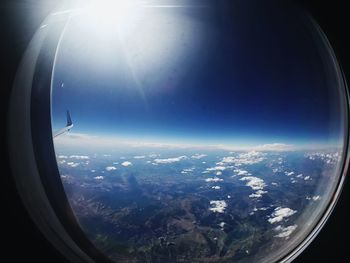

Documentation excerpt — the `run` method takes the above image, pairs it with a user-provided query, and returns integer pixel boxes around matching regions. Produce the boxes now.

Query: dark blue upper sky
[51,0,345,147]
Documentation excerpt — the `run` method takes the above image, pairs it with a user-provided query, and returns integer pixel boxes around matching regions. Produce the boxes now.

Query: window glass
[52,1,347,262]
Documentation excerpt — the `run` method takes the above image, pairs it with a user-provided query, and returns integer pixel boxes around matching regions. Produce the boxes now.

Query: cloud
[105,166,117,171]
[312,195,321,201]
[205,177,224,182]
[134,155,146,159]
[252,143,295,152]
[304,176,310,180]
[213,143,296,152]
[209,200,227,213]
[94,176,104,180]
[240,176,266,190]
[121,161,132,167]
[306,195,321,201]
[191,154,207,159]
[218,151,265,166]
[181,168,195,174]
[233,169,251,176]
[268,207,297,224]
[67,162,79,168]
[285,171,295,176]
[274,225,298,238]
[64,133,97,140]
[212,186,221,190]
[55,132,300,153]
[249,190,267,198]
[70,155,89,160]
[240,176,268,198]
[204,166,226,173]
[57,155,68,159]
[153,156,187,164]
[305,151,341,165]
[54,133,100,149]
[218,222,226,229]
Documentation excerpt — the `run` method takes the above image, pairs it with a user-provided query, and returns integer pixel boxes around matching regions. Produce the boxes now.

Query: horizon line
[53,132,344,152]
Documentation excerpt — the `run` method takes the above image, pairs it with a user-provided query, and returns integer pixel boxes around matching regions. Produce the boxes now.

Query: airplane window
[9,0,348,263]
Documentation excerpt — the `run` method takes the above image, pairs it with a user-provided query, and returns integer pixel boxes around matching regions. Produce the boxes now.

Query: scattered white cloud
[240,176,266,190]
[268,207,297,224]
[94,176,104,180]
[305,151,340,165]
[69,155,89,159]
[191,154,207,159]
[271,182,278,186]
[212,143,295,152]
[67,162,79,168]
[296,174,303,178]
[57,155,68,159]
[134,155,146,159]
[227,195,231,199]
[234,169,251,176]
[218,151,265,166]
[153,156,187,164]
[121,161,132,167]
[259,207,268,211]
[240,176,267,198]
[272,168,280,173]
[304,176,310,180]
[274,225,297,238]
[249,190,268,198]
[216,171,222,176]
[212,186,221,190]
[205,177,224,183]
[205,166,226,172]
[209,200,227,213]
[306,195,321,201]
[252,143,295,152]
[105,166,117,171]
[218,222,226,229]
[181,168,195,174]
[285,171,295,176]
[313,195,321,201]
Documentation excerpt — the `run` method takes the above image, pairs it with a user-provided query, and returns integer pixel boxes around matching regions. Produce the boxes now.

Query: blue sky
[51,0,345,148]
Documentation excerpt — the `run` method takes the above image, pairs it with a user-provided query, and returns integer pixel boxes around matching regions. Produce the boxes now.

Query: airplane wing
[53,110,74,138]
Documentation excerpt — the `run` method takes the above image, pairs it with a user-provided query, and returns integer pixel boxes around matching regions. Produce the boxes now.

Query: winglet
[67,110,73,127]
[53,110,74,138]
